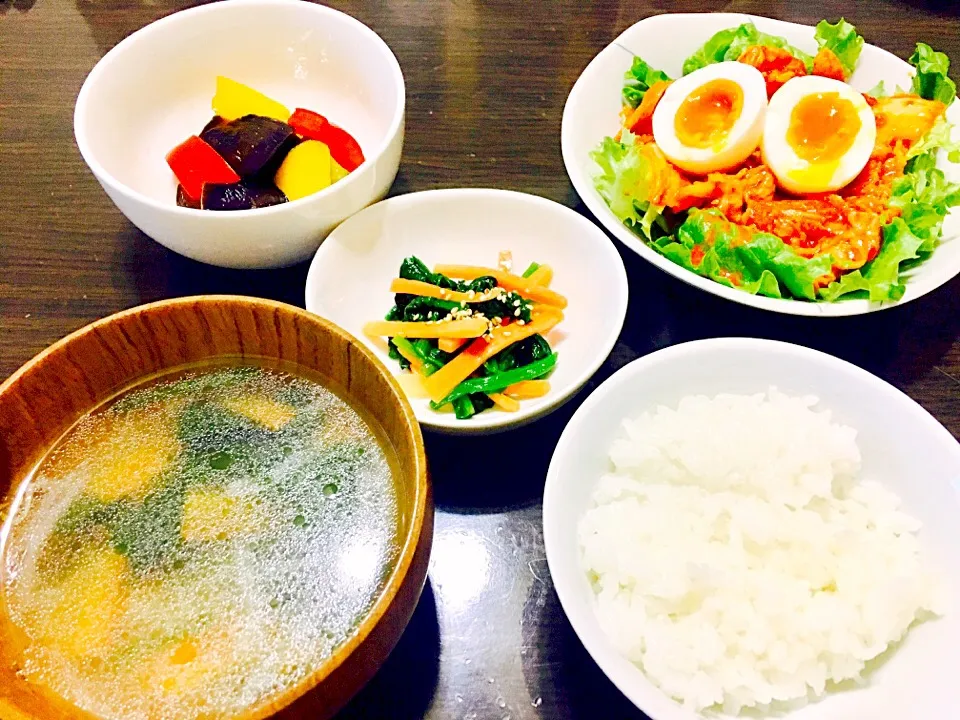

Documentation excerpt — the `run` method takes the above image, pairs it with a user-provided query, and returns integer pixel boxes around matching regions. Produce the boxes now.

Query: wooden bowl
[0,296,433,720]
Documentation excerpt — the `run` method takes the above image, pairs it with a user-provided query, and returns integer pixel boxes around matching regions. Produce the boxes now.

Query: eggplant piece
[176,185,201,209]
[200,114,297,178]
[201,115,228,135]
[201,180,288,211]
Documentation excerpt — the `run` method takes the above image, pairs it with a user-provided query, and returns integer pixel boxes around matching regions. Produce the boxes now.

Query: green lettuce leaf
[590,131,666,239]
[907,115,960,163]
[681,22,813,76]
[654,210,832,300]
[820,220,924,301]
[867,80,910,97]
[814,18,864,76]
[893,149,960,249]
[622,57,671,109]
[823,136,960,301]
[910,43,957,105]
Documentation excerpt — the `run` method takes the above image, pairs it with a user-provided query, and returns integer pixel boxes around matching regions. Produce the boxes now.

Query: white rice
[578,389,945,714]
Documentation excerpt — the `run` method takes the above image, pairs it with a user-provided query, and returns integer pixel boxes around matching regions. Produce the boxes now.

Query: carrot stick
[389,278,502,304]
[363,318,488,339]
[437,337,467,353]
[422,309,563,403]
[526,265,553,286]
[432,265,567,308]
[504,379,550,398]
[487,393,520,412]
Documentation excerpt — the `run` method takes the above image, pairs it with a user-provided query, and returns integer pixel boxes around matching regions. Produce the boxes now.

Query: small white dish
[543,337,960,720]
[304,188,628,434]
[561,13,960,316]
[75,0,404,269]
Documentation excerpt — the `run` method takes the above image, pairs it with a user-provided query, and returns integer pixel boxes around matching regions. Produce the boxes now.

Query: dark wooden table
[2,0,959,718]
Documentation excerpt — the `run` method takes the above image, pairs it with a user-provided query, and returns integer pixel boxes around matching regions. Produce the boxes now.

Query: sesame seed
[517,320,526,326]
[513,299,521,307]
[504,331,512,337]
[514,308,521,316]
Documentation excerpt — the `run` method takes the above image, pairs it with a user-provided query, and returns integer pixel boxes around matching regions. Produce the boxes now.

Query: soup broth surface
[1,364,400,720]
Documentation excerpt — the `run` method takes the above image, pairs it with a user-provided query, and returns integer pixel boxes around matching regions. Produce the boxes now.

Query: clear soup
[1,364,400,720]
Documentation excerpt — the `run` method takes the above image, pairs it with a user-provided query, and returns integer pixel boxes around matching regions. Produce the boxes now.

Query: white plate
[304,188,628,434]
[561,13,960,316]
[544,338,960,720]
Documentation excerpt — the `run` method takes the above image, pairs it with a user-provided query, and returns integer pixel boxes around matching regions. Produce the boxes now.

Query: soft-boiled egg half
[762,75,877,194]
[652,61,767,175]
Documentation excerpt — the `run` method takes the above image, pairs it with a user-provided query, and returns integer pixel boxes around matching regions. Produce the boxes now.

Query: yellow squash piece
[487,393,520,412]
[396,373,431,399]
[437,337,467,353]
[181,488,261,543]
[422,309,563,403]
[526,264,553,286]
[85,411,179,502]
[433,265,568,308]
[274,140,333,201]
[142,634,220,695]
[388,278,504,304]
[212,76,290,122]
[331,158,350,182]
[44,547,129,658]
[363,317,489,339]
[504,379,550,398]
[220,394,295,431]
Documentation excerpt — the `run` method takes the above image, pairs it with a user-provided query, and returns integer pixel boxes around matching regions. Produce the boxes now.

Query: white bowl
[543,338,960,720]
[561,13,960,316]
[304,188,628,434]
[75,0,404,269]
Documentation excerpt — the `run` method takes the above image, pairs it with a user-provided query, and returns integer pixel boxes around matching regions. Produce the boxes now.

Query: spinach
[399,256,497,292]
[413,338,454,368]
[107,480,187,574]
[401,296,461,321]
[177,400,266,462]
[452,393,495,419]
[432,352,558,409]
[111,367,259,413]
[521,262,540,278]
[399,256,460,289]
[392,338,446,374]
[387,339,410,370]
[486,334,551,373]
[473,291,532,323]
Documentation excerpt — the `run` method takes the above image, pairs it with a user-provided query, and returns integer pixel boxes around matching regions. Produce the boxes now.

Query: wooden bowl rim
[0,294,430,720]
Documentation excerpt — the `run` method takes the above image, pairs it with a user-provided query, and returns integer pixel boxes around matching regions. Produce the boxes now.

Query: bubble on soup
[2,366,399,720]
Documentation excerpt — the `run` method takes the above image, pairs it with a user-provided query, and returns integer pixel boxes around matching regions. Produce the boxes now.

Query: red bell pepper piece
[463,337,489,356]
[288,108,365,172]
[166,135,240,202]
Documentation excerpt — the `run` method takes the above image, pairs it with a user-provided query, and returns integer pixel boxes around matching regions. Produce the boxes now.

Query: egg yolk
[786,92,861,164]
[674,79,744,149]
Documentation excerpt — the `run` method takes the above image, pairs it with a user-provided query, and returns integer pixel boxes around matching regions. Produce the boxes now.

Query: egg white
[762,75,877,195]
[652,61,767,175]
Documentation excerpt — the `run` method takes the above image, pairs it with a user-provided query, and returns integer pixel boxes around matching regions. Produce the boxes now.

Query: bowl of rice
[543,338,960,720]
